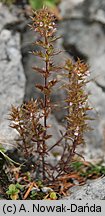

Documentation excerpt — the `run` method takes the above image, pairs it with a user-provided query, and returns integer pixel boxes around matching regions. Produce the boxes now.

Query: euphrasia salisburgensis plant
[9,7,92,183]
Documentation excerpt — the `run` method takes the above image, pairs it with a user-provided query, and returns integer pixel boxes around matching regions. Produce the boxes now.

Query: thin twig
[47,132,66,153]
[23,182,34,200]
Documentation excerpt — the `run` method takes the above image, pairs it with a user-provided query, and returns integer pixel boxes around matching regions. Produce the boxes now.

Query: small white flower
[74,126,79,136]
[13,121,19,125]
[52,22,55,26]
[34,28,38,32]
[48,26,53,30]
[39,22,43,27]
[83,70,90,77]
[76,126,79,131]
[69,102,73,106]
[30,113,33,117]
[79,104,83,108]
[74,132,79,136]
[77,73,81,76]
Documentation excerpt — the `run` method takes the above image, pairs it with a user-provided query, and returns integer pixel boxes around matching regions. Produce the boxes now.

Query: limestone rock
[83,0,105,24]
[59,0,105,157]
[0,28,25,147]
[60,0,105,22]
[63,177,105,199]
[59,0,85,19]
[62,19,105,87]
[0,3,18,31]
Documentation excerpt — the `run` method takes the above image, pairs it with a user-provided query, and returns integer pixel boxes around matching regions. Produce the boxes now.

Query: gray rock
[59,0,85,19]
[60,0,105,23]
[60,0,105,87]
[59,0,105,158]
[0,28,25,147]
[77,81,105,160]
[0,3,18,31]
[83,0,105,24]
[63,177,105,199]
[41,187,53,193]
[62,19,105,87]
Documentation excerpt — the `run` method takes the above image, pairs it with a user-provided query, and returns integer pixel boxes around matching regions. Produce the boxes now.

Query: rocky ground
[0,0,105,199]
[63,176,105,200]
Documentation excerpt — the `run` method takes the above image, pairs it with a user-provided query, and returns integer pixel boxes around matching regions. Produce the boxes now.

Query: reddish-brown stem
[22,140,29,158]
[47,132,66,153]
[19,123,29,158]
[65,70,71,145]
[42,34,49,180]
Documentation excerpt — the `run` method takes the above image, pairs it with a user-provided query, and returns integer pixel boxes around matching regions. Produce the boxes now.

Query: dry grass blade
[23,182,34,200]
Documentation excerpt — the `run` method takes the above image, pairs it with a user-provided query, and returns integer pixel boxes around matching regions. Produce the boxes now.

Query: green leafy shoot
[6,184,19,200]
[29,0,60,9]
